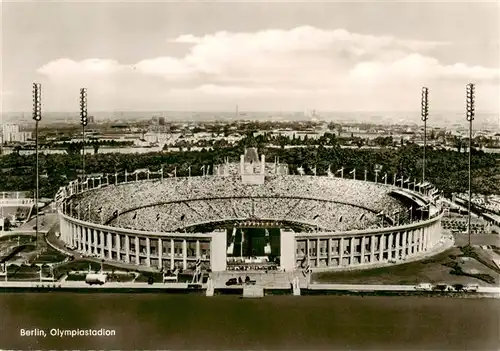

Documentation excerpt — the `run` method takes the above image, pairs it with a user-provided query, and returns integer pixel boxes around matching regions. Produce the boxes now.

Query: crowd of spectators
[66,173,408,233]
[456,193,500,215]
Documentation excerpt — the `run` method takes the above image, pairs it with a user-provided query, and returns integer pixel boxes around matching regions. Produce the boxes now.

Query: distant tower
[236,104,239,118]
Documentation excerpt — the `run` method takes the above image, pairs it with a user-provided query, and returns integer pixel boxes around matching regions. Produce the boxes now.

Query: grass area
[453,234,500,247]
[0,235,34,243]
[52,260,132,278]
[6,265,40,280]
[312,248,497,286]
[0,236,35,252]
[459,245,500,275]
[31,249,67,264]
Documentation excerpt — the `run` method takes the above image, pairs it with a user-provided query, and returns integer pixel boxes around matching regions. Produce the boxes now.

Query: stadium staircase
[210,270,307,290]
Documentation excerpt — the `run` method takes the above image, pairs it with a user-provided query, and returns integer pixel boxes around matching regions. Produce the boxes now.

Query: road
[0,280,498,297]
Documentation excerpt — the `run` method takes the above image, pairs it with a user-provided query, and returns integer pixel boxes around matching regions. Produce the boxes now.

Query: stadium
[56,148,446,276]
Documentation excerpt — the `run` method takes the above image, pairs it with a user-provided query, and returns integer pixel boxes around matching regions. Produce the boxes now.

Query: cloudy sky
[1,1,499,112]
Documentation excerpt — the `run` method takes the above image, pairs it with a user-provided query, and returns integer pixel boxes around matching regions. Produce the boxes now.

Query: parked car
[225,278,238,286]
[415,283,433,291]
[464,284,479,292]
[85,273,107,285]
[433,283,448,292]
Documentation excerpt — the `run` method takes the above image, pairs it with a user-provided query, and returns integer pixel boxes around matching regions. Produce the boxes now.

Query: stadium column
[425,227,429,251]
[65,223,73,245]
[402,231,408,258]
[379,234,385,261]
[316,238,320,267]
[360,236,365,264]
[86,229,91,255]
[359,236,366,264]
[210,231,227,271]
[196,240,200,258]
[78,226,83,251]
[279,230,296,271]
[339,237,344,266]
[349,237,354,265]
[413,230,417,253]
[88,229,92,254]
[182,239,187,270]
[408,230,412,255]
[431,224,436,248]
[61,221,66,244]
[432,223,437,247]
[394,232,400,259]
[146,238,151,267]
[170,239,175,270]
[327,238,332,267]
[388,233,393,260]
[92,229,97,255]
[158,238,163,269]
[100,231,105,258]
[135,236,139,265]
[72,224,77,248]
[125,235,130,263]
[82,227,86,254]
[107,233,112,260]
[424,227,430,250]
[370,235,375,263]
[65,222,69,246]
[419,229,424,252]
[116,234,121,261]
[64,222,69,246]
[93,229,98,255]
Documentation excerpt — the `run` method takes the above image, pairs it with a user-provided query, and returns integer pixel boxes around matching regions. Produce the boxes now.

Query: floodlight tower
[421,87,429,185]
[32,83,42,246]
[80,88,88,180]
[466,83,475,247]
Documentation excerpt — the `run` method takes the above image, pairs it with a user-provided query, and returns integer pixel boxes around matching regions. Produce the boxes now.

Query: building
[57,151,445,276]
[1,124,32,143]
[152,116,166,126]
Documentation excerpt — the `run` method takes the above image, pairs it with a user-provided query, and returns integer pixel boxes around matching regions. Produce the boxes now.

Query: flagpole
[421,87,429,184]
[33,83,42,247]
[240,229,244,259]
[466,83,475,247]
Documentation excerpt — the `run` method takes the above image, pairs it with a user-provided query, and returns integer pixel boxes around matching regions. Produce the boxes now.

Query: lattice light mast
[421,87,429,185]
[32,83,42,246]
[80,88,88,180]
[466,83,475,247]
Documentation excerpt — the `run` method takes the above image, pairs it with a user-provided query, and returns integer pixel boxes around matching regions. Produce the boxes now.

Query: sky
[1,1,499,113]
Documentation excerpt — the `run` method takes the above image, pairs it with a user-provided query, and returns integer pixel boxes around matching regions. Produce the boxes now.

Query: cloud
[0,90,13,96]
[35,26,499,111]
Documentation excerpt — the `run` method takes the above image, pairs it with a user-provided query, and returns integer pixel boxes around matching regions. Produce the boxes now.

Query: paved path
[0,280,192,289]
[0,280,498,296]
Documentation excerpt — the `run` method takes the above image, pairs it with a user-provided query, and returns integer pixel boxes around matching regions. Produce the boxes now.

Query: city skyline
[1,1,499,113]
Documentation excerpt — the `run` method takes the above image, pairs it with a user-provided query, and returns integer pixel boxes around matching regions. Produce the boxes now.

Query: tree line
[0,135,499,199]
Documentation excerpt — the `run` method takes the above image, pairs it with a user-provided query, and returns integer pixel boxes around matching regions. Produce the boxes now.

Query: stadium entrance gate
[225,227,282,271]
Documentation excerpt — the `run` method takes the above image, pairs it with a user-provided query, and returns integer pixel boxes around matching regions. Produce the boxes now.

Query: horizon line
[2,109,499,114]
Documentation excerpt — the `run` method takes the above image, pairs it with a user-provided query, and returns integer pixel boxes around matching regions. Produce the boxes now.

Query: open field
[312,247,500,286]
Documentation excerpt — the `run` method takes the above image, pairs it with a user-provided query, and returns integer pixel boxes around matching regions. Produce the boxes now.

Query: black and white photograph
[0,1,499,350]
